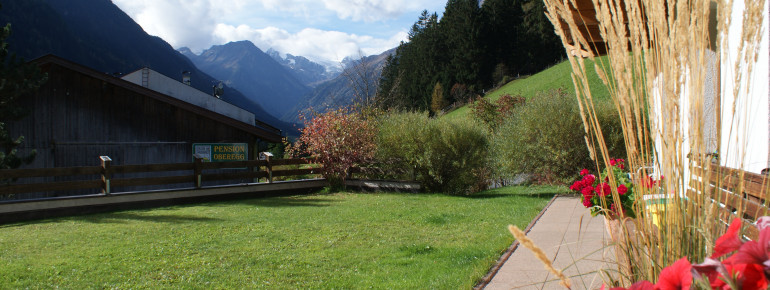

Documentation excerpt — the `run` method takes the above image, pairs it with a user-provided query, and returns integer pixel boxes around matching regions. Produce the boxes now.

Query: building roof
[121,67,256,126]
[31,54,283,143]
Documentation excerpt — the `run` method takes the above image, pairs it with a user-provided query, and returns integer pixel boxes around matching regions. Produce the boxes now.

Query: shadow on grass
[0,212,222,227]
[68,212,221,224]
[462,192,556,199]
[227,196,340,208]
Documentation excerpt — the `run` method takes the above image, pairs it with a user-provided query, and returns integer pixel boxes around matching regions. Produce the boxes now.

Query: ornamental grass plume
[508,225,572,289]
[543,0,766,286]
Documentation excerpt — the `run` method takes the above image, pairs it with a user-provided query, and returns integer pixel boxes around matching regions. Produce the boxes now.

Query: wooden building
[6,55,282,195]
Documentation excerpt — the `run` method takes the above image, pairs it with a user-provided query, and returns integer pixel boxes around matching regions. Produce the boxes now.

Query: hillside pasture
[444,57,611,120]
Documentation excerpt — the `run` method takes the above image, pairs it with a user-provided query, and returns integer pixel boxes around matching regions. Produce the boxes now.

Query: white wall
[719,0,769,173]
[122,68,256,126]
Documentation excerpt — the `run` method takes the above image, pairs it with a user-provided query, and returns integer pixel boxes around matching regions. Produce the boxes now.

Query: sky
[112,0,447,64]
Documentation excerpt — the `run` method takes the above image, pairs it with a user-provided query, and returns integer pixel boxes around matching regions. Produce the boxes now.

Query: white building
[717,0,769,173]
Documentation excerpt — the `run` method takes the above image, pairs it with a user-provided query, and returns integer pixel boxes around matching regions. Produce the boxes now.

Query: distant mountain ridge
[267,49,340,87]
[285,49,394,122]
[179,41,310,119]
[0,0,295,134]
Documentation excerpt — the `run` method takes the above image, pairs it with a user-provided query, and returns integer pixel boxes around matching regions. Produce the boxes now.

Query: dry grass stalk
[507,225,573,289]
[543,0,765,285]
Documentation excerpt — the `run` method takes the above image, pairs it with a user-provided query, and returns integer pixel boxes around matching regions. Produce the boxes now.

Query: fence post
[193,154,203,189]
[260,152,273,183]
[100,156,112,195]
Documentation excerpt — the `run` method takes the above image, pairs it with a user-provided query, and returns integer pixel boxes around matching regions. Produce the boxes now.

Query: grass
[443,57,611,120]
[0,186,566,288]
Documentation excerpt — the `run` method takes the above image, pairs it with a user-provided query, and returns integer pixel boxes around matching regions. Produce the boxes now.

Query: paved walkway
[484,196,614,289]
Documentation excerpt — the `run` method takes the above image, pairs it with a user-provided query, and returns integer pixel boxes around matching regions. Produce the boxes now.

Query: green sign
[193,143,248,162]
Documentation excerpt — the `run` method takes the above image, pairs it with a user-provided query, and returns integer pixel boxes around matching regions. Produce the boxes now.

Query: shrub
[376,112,489,195]
[449,83,474,104]
[288,108,377,186]
[469,94,525,131]
[469,96,497,129]
[490,89,625,183]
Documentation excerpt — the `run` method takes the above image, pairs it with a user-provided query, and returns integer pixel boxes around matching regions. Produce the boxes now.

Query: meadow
[0,186,564,288]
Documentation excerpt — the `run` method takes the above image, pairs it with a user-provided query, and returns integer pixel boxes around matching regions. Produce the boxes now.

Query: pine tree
[0,11,47,172]
[376,0,563,111]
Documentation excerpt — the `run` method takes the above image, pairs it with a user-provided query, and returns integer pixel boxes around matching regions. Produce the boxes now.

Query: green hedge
[377,112,489,195]
[490,89,626,183]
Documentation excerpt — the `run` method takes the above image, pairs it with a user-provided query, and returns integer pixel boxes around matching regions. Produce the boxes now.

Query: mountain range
[182,41,392,122]
[267,49,341,87]
[179,41,310,119]
[285,49,394,121]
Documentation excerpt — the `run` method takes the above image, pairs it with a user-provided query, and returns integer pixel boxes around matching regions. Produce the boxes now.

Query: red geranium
[610,158,626,169]
[569,160,635,218]
[596,182,612,197]
[617,184,628,195]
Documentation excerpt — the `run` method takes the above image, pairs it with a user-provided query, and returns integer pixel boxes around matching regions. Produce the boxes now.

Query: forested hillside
[377,0,563,111]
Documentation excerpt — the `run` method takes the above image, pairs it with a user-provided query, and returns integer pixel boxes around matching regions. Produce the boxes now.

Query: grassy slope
[444,57,611,120]
[0,186,566,289]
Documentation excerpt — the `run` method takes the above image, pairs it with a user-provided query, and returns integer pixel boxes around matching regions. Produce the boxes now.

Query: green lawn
[0,186,565,289]
[444,57,611,120]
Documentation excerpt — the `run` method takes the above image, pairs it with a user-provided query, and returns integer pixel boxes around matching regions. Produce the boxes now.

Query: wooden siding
[5,57,275,196]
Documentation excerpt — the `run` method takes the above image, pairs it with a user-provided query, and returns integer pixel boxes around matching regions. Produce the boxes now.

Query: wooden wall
[6,62,259,196]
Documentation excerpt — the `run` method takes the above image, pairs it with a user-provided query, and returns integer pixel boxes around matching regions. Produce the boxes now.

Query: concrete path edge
[473,194,564,289]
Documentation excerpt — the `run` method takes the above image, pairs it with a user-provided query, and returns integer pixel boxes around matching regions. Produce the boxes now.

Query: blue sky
[113,0,447,64]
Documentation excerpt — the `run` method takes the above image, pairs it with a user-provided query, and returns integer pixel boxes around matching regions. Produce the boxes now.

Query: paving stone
[485,196,613,290]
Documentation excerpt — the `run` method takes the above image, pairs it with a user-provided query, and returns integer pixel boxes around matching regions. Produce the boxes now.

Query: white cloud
[258,0,428,22]
[321,0,421,22]
[214,24,407,63]
[113,0,429,62]
[261,0,312,16]
[113,0,221,52]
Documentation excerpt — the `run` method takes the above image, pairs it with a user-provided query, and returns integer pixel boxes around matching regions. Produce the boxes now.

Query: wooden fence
[692,162,770,239]
[0,155,322,200]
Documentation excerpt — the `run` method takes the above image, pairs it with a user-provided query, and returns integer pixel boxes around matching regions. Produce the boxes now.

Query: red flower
[609,159,626,169]
[571,174,597,192]
[725,227,770,266]
[595,183,612,197]
[711,218,744,259]
[642,176,658,188]
[580,168,590,175]
[711,263,769,290]
[570,180,582,191]
[692,258,728,289]
[617,184,628,195]
[581,186,595,197]
[582,196,593,207]
[655,257,692,290]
